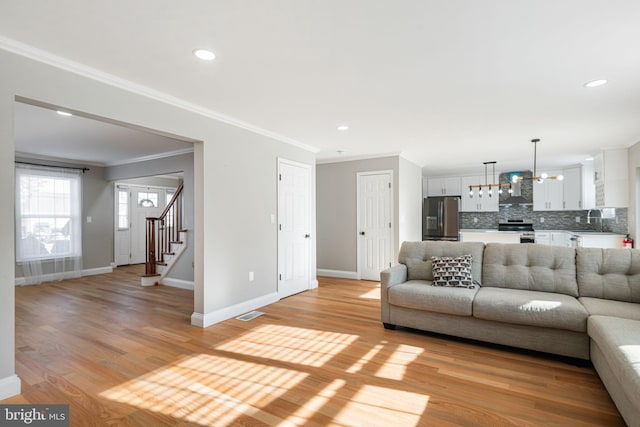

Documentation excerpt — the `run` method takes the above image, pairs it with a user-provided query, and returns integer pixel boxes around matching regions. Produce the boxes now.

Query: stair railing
[145,183,184,276]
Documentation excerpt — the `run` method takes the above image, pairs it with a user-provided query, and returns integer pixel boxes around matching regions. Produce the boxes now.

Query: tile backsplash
[460,206,628,234]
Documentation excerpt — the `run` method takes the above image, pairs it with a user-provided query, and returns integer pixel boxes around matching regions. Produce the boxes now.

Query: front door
[278,159,312,298]
[357,171,393,281]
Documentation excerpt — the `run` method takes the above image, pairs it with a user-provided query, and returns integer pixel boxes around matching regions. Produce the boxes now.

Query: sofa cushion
[482,243,578,296]
[588,315,640,408]
[473,287,588,332]
[431,255,474,288]
[388,280,479,316]
[579,297,640,321]
[577,247,640,303]
[399,241,485,283]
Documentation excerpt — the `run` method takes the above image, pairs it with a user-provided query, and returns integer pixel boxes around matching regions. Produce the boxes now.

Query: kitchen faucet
[587,209,603,232]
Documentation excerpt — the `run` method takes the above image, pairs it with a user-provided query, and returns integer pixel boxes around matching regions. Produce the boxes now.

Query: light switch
[86,216,92,223]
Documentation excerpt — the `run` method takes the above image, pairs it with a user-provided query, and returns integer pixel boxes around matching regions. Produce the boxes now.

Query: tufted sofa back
[398,241,485,284]
[482,243,578,296]
[576,247,640,303]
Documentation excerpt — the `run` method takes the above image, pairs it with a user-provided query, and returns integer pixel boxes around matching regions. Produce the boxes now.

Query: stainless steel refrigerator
[423,196,460,241]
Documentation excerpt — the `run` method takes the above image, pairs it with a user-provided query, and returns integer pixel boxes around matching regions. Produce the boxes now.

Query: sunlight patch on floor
[100,353,308,426]
[215,324,359,367]
[373,344,423,380]
[331,384,429,427]
[359,287,381,299]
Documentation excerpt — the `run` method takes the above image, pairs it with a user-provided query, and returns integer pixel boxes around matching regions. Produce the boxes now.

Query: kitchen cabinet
[562,166,582,210]
[459,175,499,212]
[535,231,570,246]
[460,231,520,244]
[581,162,596,210]
[533,170,564,211]
[426,176,461,197]
[571,233,625,248]
[594,149,628,208]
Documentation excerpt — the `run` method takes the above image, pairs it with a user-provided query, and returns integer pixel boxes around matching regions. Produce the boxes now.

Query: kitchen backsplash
[460,207,628,234]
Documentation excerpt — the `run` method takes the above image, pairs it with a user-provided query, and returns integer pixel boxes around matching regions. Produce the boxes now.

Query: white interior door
[278,159,312,298]
[358,171,393,281]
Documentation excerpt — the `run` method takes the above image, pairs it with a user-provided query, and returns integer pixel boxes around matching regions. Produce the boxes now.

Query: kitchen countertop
[460,229,625,236]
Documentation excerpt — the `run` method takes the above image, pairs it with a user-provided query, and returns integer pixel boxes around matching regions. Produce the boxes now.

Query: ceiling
[14,101,194,166]
[2,1,640,175]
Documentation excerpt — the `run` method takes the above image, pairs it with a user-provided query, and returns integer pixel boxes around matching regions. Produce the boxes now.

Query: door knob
[359,231,365,235]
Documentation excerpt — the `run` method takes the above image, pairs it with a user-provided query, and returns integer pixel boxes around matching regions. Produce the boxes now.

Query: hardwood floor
[3,267,624,426]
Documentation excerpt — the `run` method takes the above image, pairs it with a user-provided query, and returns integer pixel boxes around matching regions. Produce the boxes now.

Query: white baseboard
[191,292,279,328]
[15,265,114,285]
[0,374,21,400]
[83,266,114,277]
[161,277,194,290]
[317,269,359,280]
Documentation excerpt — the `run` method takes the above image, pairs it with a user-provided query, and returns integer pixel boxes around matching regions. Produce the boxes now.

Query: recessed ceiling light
[584,79,607,88]
[337,125,349,131]
[193,48,216,61]
[585,157,594,161]
[56,111,72,116]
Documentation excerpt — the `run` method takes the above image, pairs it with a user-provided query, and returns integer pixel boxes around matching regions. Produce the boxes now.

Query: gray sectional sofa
[381,241,640,427]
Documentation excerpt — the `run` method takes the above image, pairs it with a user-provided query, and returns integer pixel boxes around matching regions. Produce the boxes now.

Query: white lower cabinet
[535,231,570,246]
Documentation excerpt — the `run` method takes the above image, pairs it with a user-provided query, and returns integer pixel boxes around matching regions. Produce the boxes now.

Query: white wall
[628,142,640,242]
[398,157,423,245]
[0,48,315,399]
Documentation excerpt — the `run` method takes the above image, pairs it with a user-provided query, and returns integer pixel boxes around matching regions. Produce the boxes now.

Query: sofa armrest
[381,264,408,288]
[380,264,407,325]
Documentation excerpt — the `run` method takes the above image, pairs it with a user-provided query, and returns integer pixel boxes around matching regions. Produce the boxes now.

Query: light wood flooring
[3,266,624,426]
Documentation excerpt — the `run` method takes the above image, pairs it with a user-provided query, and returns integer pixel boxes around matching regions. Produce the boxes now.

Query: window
[118,189,129,229]
[137,191,158,208]
[15,165,82,261]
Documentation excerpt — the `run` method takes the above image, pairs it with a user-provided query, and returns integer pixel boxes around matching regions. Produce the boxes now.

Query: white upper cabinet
[562,166,582,210]
[533,170,564,211]
[426,176,461,197]
[460,175,499,212]
[594,149,628,208]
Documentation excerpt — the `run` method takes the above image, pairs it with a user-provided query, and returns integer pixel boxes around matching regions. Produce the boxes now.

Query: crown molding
[14,151,105,168]
[105,147,194,167]
[316,151,405,165]
[0,36,319,154]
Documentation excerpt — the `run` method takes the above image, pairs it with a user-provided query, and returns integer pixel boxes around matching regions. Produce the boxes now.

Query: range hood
[499,171,533,206]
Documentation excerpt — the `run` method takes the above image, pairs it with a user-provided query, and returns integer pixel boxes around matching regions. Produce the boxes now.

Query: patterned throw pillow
[431,255,475,288]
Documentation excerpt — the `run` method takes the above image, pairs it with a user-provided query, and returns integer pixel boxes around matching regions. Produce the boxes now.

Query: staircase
[141,183,187,286]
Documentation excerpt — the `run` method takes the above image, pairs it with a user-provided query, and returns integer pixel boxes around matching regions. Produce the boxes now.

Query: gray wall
[14,158,113,277]
[317,156,399,273]
[107,152,194,281]
[0,47,315,397]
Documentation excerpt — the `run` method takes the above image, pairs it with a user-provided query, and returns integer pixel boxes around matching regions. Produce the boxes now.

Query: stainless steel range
[498,219,535,243]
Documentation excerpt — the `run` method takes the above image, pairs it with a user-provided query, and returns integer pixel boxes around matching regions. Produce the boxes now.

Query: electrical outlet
[575,216,580,223]
[540,217,545,223]
[473,217,478,223]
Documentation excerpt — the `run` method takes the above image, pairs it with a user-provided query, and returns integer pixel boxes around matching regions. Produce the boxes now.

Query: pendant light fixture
[512,139,564,184]
[468,161,512,198]
[468,139,561,198]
